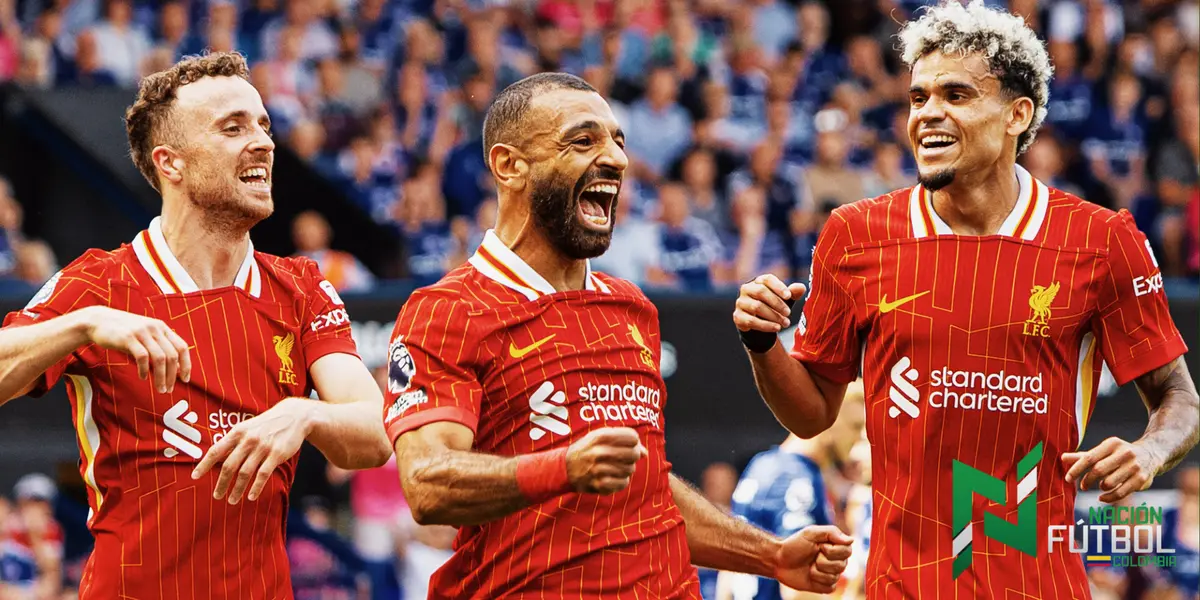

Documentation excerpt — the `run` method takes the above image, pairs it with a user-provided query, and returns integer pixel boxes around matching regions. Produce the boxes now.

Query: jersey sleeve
[1092,210,1187,386]
[383,290,484,446]
[298,259,360,369]
[790,212,861,383]
[1,258,111,397]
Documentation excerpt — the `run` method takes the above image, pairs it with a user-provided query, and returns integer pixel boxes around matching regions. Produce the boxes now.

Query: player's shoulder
[1040,186,1142,249]
[255,253,322,286]
[590,270,651,299]
[824,188,914,242]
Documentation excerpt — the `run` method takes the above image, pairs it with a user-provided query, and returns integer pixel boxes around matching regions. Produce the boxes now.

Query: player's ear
[153,145,185,186]
[489,143,529,193]
[1006,96,1035,139]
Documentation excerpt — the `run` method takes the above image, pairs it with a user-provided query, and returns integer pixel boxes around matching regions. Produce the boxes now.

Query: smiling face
[907,50,1032,190]
[518,88,628,259]
[169,75,276,226]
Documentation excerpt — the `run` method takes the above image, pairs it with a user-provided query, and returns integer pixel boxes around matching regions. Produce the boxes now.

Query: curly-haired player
[733,1,1198,597]
[0,52,392,599]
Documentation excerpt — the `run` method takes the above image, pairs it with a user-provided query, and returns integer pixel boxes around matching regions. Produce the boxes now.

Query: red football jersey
[384,231,699,599]
[3,217,359,600]
[793,165,1188,599]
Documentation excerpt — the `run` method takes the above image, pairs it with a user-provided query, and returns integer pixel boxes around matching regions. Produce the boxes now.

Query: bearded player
[0,52,392,598]
[732,1,1199,598]
[385,72,853,599]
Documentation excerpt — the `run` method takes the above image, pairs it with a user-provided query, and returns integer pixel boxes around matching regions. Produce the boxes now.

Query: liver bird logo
[273,332,296,372]
[627,324,655,369]
[1028,282,1059,325]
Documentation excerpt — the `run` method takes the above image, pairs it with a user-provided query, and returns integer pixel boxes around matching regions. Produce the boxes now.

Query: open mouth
[577,181,618,230]
[238,166,271,191]
[919,133,958,153]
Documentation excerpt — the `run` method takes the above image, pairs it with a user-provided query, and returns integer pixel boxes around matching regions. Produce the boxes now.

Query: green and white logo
[951,443,1043,578]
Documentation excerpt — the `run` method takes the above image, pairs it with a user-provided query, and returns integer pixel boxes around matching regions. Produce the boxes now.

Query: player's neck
[493,223,589,292]
[930,163,1020,236]
[158,204,251,290]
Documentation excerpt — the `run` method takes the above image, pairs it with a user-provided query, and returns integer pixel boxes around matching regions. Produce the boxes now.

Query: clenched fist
[733,274,806,334]
[566,427,648,495]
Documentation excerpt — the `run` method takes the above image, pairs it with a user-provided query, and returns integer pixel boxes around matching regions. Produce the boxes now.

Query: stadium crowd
[0,0,1198,597]
[0,0,1199,292]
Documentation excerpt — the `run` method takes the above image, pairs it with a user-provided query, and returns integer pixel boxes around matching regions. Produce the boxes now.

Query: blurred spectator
[396,520,454,600]
[292,210,375,293]
[67,29,117,86]
[1155,101,1199,277]
[0,176,22,277]
[334,25,382,117]
[804,110,866,208]
[677,147,728,234]
[154,0,188,58]
[395,164,454,286]
[13,239,57,286]
[700,462,737,512]
[314,57,359,152]
[260,0,336,63]
[1082,71,1150,210]
[0,474,64,600]
[286,497,369,600]
[1046,39,1096,142]
[862,142,913,199]
[16,36,52,87]
[625,64,692,178]
[1022,133,1085,198]
[726,184,790,284]
[251,61,305,138]
[87,0,149,85]
[289,119,328,164]
[1159,465,1199,599]
[727,140,812,276]
[650,181,724,292]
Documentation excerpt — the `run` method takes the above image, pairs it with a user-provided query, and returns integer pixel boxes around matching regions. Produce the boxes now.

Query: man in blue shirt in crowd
[716,382,865,600]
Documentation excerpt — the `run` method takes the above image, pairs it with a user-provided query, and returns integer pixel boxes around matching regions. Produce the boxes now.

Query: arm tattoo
[1134,357,1200,475]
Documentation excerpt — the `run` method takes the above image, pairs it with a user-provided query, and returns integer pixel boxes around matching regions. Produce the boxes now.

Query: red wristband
[516,447,572,504]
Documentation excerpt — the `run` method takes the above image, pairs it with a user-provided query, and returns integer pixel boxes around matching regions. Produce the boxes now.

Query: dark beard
[918,168,956,191]
[530,168,617,260]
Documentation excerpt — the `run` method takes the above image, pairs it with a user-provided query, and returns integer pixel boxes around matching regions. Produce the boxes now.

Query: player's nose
[597,140,628,173]
[249,125,275,154]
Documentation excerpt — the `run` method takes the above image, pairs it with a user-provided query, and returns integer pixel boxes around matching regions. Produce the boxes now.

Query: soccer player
[731,1,1200,597]
[0,53,392,598]
[385,72,853,599]
[715,382,865,600]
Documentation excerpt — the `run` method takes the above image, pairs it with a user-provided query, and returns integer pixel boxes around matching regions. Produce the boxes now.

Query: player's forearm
[400,447,530,526]
[0,309,92,404]
[1134,359,1200,475]
[670,474,780,577]
[296,399,392,469]
[747,344,839,438]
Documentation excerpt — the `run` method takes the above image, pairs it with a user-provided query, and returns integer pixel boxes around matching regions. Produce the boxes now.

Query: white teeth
[584,214,609,225]
[240,167,268,179]
[584,183,618,195]
[921,135,957,147]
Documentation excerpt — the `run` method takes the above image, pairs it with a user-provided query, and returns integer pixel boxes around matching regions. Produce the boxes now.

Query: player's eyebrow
[214,110,272,131]
[561,120,623,142]
[909,81,978,95]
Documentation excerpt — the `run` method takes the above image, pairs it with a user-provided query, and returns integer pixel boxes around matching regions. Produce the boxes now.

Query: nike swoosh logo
[509,334,556,358]
[879,291,930,314]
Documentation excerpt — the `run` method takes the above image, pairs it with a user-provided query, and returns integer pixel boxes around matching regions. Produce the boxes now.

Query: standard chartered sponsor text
[929,367,1048,415]
[577,380,662,427]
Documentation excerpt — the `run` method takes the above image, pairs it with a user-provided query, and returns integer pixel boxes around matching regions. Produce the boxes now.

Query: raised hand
[80,306,191,393]
[566,427,648,495]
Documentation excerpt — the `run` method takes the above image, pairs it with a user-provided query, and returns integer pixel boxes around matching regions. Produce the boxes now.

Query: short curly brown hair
[125,52,251,191]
